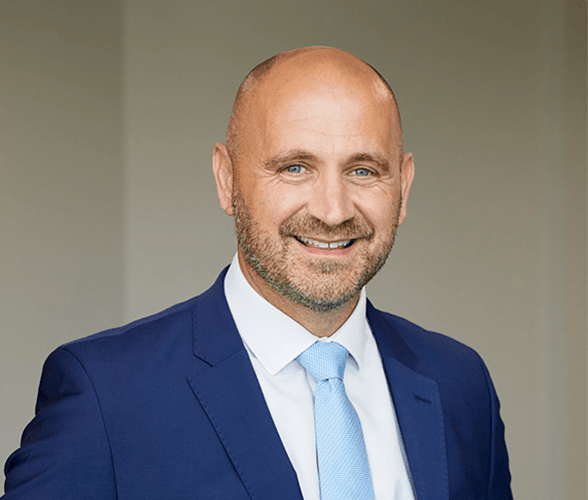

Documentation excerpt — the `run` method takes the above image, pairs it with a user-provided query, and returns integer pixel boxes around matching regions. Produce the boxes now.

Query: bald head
[226,47,402,164]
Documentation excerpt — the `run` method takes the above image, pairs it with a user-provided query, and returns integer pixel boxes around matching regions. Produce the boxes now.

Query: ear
[212,142,234,216]
[397,153,415,226]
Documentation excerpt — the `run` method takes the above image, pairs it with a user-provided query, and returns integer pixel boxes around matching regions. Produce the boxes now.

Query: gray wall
[1,1,586,499]
[0,0,125,473]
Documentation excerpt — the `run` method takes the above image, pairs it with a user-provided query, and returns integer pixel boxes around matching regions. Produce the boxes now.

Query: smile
[295,236,355,249]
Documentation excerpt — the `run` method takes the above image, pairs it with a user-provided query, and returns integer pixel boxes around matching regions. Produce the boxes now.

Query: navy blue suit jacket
[3,268,512,499]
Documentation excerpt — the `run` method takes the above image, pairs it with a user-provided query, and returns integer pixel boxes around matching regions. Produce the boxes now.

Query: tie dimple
[298,342,375,500]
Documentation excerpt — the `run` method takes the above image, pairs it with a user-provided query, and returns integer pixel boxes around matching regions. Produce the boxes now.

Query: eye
[351,167,372,177]
[285,164,307,174]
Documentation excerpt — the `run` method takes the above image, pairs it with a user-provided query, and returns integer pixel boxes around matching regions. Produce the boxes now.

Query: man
[3,47,512,499]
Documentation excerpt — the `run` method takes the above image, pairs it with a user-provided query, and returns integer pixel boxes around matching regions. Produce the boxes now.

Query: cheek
[263,184,309,226]
[246,183,306,230]
[355,189,398,229]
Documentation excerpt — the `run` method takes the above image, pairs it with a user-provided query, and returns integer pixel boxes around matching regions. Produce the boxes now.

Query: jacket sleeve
[481,360,513,500]
[2,348,117,499]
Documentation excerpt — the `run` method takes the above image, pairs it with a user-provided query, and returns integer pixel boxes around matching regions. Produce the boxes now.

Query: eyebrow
[348,153,390,172]
[263,150,319,171]
[264,150,391,172]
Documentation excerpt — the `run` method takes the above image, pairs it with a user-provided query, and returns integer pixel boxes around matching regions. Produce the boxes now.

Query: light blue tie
[298,342,375,500]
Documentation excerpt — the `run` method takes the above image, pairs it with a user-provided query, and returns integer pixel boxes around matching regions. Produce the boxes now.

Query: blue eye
[285,164,305,174]
[352,168,371,176]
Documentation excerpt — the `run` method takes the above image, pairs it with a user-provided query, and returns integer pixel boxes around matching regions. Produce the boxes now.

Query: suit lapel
[367,302,449,500]
[187,270,303,500]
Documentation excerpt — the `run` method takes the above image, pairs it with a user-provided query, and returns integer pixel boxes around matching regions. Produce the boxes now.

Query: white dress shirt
[224,254,415,500]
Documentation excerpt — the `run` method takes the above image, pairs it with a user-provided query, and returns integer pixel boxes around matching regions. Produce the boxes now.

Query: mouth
[294,236,356,250]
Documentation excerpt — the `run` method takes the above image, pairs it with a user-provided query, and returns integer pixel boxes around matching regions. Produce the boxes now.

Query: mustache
[279,214,374,240]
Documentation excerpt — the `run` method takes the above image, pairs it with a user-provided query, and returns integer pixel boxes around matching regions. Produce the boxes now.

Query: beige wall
[0,0,125,470]
[1,1,586,498]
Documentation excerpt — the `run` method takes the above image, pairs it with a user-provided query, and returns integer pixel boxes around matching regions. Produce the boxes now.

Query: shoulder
[59,267,230,366]
[57,294,197,366]
[379,310,483,363]
[368,304,494,400]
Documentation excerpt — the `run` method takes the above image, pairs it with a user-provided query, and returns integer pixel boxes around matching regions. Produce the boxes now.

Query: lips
[294,236,355,249]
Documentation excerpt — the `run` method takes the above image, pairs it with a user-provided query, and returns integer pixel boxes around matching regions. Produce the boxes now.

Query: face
[215,60,414,312]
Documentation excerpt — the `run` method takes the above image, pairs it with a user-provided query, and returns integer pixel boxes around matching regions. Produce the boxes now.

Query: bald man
[2,48,512,500]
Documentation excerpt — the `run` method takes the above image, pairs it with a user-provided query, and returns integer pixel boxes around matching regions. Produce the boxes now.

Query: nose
[306,172,355,226]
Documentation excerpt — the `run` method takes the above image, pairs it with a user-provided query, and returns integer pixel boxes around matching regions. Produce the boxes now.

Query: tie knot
[297,342,349,382]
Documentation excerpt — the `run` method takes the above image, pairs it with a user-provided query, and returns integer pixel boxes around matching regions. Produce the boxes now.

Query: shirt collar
[224,253,369,376]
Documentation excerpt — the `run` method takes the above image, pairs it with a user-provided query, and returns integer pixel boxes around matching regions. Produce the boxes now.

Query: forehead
[242,59,398,156]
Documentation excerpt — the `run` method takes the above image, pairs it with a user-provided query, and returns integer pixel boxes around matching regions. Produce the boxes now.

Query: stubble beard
[232,189,401,312]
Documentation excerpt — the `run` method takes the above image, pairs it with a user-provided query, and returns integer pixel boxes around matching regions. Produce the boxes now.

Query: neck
[238,254,360,337]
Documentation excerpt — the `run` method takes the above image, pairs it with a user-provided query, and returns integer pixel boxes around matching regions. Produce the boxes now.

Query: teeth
[298,236,351,249]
